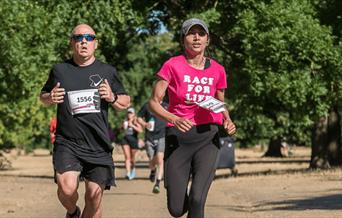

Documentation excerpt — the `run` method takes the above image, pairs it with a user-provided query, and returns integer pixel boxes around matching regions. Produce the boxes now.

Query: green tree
[0,0,150,150]
[224,1,340,153]
[121,33,178,107]
[150,1,342,160]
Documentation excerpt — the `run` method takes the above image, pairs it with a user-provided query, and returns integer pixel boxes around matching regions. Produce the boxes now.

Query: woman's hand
[223,119,236,136]
[172,117,194,132]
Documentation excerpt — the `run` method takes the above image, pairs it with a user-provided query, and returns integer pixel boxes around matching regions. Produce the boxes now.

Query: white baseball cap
[127,107,135,113]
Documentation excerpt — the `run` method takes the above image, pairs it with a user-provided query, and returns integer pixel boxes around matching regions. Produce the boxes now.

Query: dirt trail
[1,146,342,218]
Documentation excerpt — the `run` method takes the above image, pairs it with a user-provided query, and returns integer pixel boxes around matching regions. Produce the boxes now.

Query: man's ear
[95,40,98,49]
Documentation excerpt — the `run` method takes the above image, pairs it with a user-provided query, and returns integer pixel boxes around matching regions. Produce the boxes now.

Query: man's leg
[156,152,164,180]
[155,137,165,182]
[149,156,157,182]
[153,137,165,191]
[82,180,104,218]
[145,141,157,182]
[152,152,164,193]
[56,171,80,215]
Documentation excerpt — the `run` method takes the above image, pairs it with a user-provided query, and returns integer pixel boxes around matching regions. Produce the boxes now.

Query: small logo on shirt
[89,74,103,87]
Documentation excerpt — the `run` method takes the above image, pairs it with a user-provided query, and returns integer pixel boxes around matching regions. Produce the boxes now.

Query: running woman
[121,107,143,180]
[149,18,236,218]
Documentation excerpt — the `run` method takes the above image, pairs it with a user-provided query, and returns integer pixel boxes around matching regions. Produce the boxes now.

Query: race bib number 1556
[67,89,100,115]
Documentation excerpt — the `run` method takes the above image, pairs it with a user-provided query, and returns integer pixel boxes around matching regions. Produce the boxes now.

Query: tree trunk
[326,106,342,165]
[310,106,342,168]
[264,137,285,157]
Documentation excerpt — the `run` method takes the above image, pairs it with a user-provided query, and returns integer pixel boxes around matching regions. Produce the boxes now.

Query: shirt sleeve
[41,68,56,94]
[156,61,172,82]
[110,68,127,95]
[216,67,227,90]
[137,103,148,119]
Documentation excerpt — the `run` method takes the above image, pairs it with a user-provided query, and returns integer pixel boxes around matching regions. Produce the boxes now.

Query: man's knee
[57,173,79,197]
[85,183,103,204]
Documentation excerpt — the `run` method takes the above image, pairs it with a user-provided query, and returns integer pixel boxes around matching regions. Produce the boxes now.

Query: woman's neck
[185,52,206,70]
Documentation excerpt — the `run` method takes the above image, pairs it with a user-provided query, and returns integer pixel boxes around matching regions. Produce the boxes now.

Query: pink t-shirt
[157,55,227,126]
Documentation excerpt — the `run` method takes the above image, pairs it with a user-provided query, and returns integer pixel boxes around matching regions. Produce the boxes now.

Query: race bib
[67,89,100,115]
[196,96,226,113]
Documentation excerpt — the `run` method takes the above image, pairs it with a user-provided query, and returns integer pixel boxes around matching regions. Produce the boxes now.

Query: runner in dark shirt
[138,101,168,193]
[120,107,143,180]
[40,24,130,218]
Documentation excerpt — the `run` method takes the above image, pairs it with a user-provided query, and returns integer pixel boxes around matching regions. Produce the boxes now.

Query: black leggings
[164,124,219,218]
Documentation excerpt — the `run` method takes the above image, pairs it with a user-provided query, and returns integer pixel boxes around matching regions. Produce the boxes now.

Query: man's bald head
[70,24,97,66]
[72,24,96,36]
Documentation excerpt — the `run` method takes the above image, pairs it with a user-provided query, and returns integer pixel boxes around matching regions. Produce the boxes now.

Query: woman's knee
[167,190,188,217]
[189,193,205,209]
[168,203,187,217]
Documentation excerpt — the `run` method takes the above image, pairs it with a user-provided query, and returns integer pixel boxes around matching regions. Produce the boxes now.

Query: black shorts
[121,135,139,149]
[53,144,115,190]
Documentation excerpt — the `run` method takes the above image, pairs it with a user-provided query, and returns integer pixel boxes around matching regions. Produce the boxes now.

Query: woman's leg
[164,145,192,217]
[187,143,219,218]
[121,144,131,178]
[129,148,138,179]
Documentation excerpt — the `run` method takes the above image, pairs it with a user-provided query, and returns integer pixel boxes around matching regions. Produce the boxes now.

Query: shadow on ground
[254,193,342,211]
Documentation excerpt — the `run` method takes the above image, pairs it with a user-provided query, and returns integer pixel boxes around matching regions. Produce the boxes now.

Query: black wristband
[110,93,118,104]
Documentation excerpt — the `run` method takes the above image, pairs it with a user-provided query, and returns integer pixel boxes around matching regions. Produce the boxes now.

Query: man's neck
[73,56,96,67]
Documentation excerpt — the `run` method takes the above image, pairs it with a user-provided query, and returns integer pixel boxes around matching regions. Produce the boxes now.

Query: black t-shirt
[138,102,168,141]
[41,59,126,160]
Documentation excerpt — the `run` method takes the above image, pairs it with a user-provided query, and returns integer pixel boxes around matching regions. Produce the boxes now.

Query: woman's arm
[149,79,193,132]
[216,89,236,135]
[130,119,144,133]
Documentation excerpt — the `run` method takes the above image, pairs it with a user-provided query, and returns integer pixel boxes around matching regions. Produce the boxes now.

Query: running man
[138,101,168,193]
[40,24,130,218]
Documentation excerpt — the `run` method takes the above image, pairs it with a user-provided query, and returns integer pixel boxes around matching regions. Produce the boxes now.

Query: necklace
[186,55,206,70]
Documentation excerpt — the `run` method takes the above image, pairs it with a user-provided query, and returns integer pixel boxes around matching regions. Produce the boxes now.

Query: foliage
[122,33,178,106]
[0,0,341,151]
[216,0,341,146]
[0,0,148,149]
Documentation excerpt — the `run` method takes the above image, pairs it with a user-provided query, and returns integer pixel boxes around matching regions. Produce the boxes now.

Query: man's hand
[49,82,65,104]
[98,79,115,103]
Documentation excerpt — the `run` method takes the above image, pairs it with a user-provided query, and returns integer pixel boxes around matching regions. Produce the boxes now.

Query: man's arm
[98,79,130,110]
[40,82,65,106]
[111,94,130,110]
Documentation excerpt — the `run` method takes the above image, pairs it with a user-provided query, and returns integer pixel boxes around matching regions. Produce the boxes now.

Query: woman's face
[183,25,209,56]
[127,112,134,119]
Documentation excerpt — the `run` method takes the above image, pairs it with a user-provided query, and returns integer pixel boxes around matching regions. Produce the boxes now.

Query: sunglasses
[71,34,96,42]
